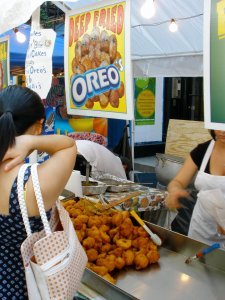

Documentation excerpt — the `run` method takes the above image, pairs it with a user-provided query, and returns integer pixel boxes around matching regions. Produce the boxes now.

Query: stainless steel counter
[82,223,225,300]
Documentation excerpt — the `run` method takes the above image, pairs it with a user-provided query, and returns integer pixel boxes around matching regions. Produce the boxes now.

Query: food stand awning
[0,0,203,77]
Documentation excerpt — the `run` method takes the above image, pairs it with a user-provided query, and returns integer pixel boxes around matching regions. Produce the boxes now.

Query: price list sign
[25,29,56,99]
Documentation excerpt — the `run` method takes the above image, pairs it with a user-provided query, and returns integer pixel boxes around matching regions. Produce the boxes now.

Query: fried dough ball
[109,227,119,238]
[111,212,123,227]
[72,62,86,75]
[120,218,133,237]
[105,255,116,272]
[99,224,110,232]
[134,253,149,270]
[62,199,76,208]
[82,237,95,249]
[96,256,115,272]
[99,94,109,108]
[88,216,102,228]
[69,208,83,218]
[137,237,149,249]
[123,249,135,266]
[101,243,112,253]
[85,99,94,109]
[149,241,158,251]
[81,34,90,56]
[90,27,100,47]
[100,51,111,65]
[109,247,123,257]
[132,238,139,249]
[76,229,85,242]
[102,273,116,284]
[76,214,89,224]
[147,250,160,264]
[118,82,125,98]
[121,211,130,220]
[86,248,98,262]
[109,90,120,108]
[115,257,126,270]
[98,252,107,259]
[86,226,101,242]
[92,57,101,69]
[112,232,120,244]
[100,30,110,53]
[75,41,82,61]
[101,215,112,225]
[73,218,85,230]
[137,227,149,238]
[132,226,140,239]
[81,55,92,71]
[90,264,108,276]
[109,34,117,62]
[116,239,132,250]
[100,230,111,244]
[93,241,103,252]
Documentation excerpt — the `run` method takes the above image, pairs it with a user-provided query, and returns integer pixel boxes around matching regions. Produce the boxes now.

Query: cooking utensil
[130,210,162,246]
[185,243,220,264]
[99,191,142,211]
[85,161,90,184]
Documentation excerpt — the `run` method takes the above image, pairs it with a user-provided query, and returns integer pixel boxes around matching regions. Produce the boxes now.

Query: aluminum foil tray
[91,173,142,193]
[81,176,108,195]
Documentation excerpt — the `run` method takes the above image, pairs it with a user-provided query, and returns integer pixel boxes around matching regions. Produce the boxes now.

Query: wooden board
[165,119,211,159]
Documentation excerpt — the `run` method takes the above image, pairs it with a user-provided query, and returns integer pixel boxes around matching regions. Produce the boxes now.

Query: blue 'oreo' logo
[71,65,120,107]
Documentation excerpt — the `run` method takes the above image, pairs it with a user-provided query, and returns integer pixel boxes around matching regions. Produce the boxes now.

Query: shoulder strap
[17,163,52,237]
[17,163,32,236]
[31,163,52,235]
[200,140,215,172]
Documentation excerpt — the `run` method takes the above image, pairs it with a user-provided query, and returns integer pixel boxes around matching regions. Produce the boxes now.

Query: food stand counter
[82,223,225,300]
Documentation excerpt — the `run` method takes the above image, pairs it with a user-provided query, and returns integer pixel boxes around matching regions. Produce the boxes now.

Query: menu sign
[0,36,10,90]
[65,0,133,120]
[25,29,56,99]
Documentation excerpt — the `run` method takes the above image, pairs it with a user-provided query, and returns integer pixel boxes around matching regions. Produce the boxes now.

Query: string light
[169,19,178,32]
[13,28,26,43]
[133,13,203,30]
[140,0,155,19]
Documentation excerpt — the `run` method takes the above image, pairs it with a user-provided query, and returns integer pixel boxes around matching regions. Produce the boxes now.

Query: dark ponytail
[0,85,45,162]
[0,112,16,162]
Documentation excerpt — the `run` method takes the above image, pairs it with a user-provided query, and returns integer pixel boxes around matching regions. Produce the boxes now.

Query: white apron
[188,140,225,245]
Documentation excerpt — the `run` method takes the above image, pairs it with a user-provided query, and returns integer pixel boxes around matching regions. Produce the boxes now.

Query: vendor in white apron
[165,130,225,246]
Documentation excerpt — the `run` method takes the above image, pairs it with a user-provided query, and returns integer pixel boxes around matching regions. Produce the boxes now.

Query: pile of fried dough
[63,198,160,284]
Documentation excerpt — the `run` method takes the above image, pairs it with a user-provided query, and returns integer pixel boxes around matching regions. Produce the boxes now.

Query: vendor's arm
[165,155,198,209]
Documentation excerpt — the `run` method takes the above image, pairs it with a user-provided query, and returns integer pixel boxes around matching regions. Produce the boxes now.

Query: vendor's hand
[3,136,32,171]
[164,189,189,209]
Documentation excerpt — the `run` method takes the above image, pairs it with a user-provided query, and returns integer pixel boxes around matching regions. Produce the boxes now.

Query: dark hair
[209,129,216,140]
[0,85,45,162]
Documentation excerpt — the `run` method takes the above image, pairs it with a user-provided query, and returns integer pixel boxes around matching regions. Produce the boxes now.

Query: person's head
[0,85,45,162]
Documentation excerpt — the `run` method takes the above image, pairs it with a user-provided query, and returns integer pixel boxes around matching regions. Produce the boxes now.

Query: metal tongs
[130,210,162,246]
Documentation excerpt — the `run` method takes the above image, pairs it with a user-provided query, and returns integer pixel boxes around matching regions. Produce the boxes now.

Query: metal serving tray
[82,223,225,300]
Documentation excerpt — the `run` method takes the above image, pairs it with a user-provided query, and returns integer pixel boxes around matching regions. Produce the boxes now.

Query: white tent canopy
[0,0,203,77]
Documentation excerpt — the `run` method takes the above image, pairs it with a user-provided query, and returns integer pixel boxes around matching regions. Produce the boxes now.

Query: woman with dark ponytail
[0,85,77,299]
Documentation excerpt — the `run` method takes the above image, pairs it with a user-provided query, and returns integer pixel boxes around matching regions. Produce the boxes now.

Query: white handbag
[18,163,87,300]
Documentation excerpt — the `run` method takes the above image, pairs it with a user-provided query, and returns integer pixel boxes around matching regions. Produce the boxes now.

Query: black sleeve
[190,140,212,170]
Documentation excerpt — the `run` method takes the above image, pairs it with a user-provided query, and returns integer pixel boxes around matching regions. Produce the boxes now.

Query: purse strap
[18,163,32,236]
[17,163,52,237]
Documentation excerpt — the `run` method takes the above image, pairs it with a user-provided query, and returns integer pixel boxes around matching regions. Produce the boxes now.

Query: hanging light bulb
[13,28,26,43]
[140,0,155,19]
[169,19,178,32]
